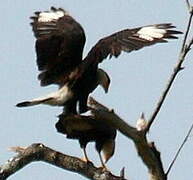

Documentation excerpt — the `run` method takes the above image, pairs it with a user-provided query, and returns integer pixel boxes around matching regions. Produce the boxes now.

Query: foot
[80,156,90,163]
[98,164,109,172]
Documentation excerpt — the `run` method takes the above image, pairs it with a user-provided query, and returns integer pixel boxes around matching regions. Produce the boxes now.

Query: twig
[166,123,193,175]
[146,7,193,132]
[181,9,193,51]
[88,96,110,111]
[185,0,192,13]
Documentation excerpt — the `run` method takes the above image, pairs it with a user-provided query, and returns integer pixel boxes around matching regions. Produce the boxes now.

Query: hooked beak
[103,81,110,93]
[97,68,111,93]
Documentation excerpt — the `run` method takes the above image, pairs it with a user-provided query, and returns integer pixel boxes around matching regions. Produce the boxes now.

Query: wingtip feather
[16,101,31,107]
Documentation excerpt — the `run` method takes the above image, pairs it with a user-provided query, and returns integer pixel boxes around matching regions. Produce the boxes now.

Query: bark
[0,143,125,180]
[89,99,166,180]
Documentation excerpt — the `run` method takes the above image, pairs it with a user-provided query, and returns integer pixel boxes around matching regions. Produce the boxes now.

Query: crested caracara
[16,7,182,114]
[55,113,116,168]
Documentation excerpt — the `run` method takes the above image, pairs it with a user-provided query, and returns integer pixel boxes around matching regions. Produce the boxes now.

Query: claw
[98,152,108,171]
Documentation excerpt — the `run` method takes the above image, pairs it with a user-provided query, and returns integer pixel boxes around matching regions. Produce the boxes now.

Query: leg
[78,95,88,114]
[63,100,77,115]
[80,141,90,162]
[82,147,90,162]
[98,152,107,170]
[96,142,108,170]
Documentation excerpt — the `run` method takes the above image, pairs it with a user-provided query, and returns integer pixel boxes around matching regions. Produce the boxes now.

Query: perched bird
[16,7,182,114]
[55,113,117,168]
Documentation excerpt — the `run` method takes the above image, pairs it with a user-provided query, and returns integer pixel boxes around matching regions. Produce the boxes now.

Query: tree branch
[89,97,166,180]
[185,0,192,13]
[146,6,193,132]
[0,143,124,180]
[0,97,166,180]
[166,122,193,176]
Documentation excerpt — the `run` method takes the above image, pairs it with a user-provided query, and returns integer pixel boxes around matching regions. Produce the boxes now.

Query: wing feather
[30,7,86,86]
[84,23,182,64]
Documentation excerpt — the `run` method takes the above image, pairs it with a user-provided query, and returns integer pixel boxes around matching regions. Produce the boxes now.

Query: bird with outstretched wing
[16,7,182,115]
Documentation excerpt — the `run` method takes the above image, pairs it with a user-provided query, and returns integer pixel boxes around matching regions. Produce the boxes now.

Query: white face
[137,26,167,41]
[38,10,66,22]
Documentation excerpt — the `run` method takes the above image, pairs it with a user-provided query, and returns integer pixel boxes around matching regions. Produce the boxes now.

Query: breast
[56,84,74,105]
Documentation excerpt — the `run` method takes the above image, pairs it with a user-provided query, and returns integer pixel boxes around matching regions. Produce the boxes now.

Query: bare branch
[88,96,110,112]
[146,8,193,132]
[166,123,193,176]
[185,0,193,13]
[88,97,166,180]
[0,143,124,180]
[8,146,27,154]
[181,10,193,51]
[186,0,190,9]
[89,97,138,139]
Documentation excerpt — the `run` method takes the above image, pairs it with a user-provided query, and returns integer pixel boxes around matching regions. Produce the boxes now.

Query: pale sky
[1,0,193,180]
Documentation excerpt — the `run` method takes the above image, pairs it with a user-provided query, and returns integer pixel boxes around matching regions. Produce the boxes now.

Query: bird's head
[97,69,110,93]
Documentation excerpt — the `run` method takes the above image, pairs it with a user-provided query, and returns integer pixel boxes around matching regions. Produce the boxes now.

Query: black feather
[16,101,31,107]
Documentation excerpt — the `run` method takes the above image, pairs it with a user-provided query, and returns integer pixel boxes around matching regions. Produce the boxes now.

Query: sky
[1,0,193,179]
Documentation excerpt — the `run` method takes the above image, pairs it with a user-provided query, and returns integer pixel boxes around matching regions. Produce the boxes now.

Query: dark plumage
[16,7,182,114]
[55,113,117,167]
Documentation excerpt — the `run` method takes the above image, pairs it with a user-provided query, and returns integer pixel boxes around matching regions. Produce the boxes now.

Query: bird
[16,7,182,114]
[55,112,117,168]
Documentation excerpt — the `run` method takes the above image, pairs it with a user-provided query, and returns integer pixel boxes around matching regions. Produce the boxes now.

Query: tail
[16,97,54,107]
[102,139,115,163]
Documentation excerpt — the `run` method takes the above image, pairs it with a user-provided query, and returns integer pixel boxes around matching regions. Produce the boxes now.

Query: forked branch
[89,97,166,180]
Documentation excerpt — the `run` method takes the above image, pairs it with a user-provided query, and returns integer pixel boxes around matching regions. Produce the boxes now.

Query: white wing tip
[137,25,167,41]
[38,7,68,22]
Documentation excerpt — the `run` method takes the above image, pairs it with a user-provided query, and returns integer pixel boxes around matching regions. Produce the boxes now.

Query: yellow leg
[81,147,90,162]
[98,152,107,170]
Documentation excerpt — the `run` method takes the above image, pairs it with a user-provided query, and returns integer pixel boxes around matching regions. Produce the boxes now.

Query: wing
[84,23,182,64]
[30,7,86,86]
[56,114,107,133]
[55,115,95,135]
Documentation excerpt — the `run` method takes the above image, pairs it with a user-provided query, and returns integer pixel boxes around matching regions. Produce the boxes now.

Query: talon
[98,165,109,172]
[80,156,90,163]
[81,147,90,163]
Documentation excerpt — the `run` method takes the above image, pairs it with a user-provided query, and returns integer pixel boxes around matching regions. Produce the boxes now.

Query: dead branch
[146,3,193,132]
[0,143,124,180]
[89,97,166,180]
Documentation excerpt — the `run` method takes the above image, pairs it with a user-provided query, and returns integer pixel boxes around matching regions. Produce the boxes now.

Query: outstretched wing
[30,7,86,86]
[84,23,182,64]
